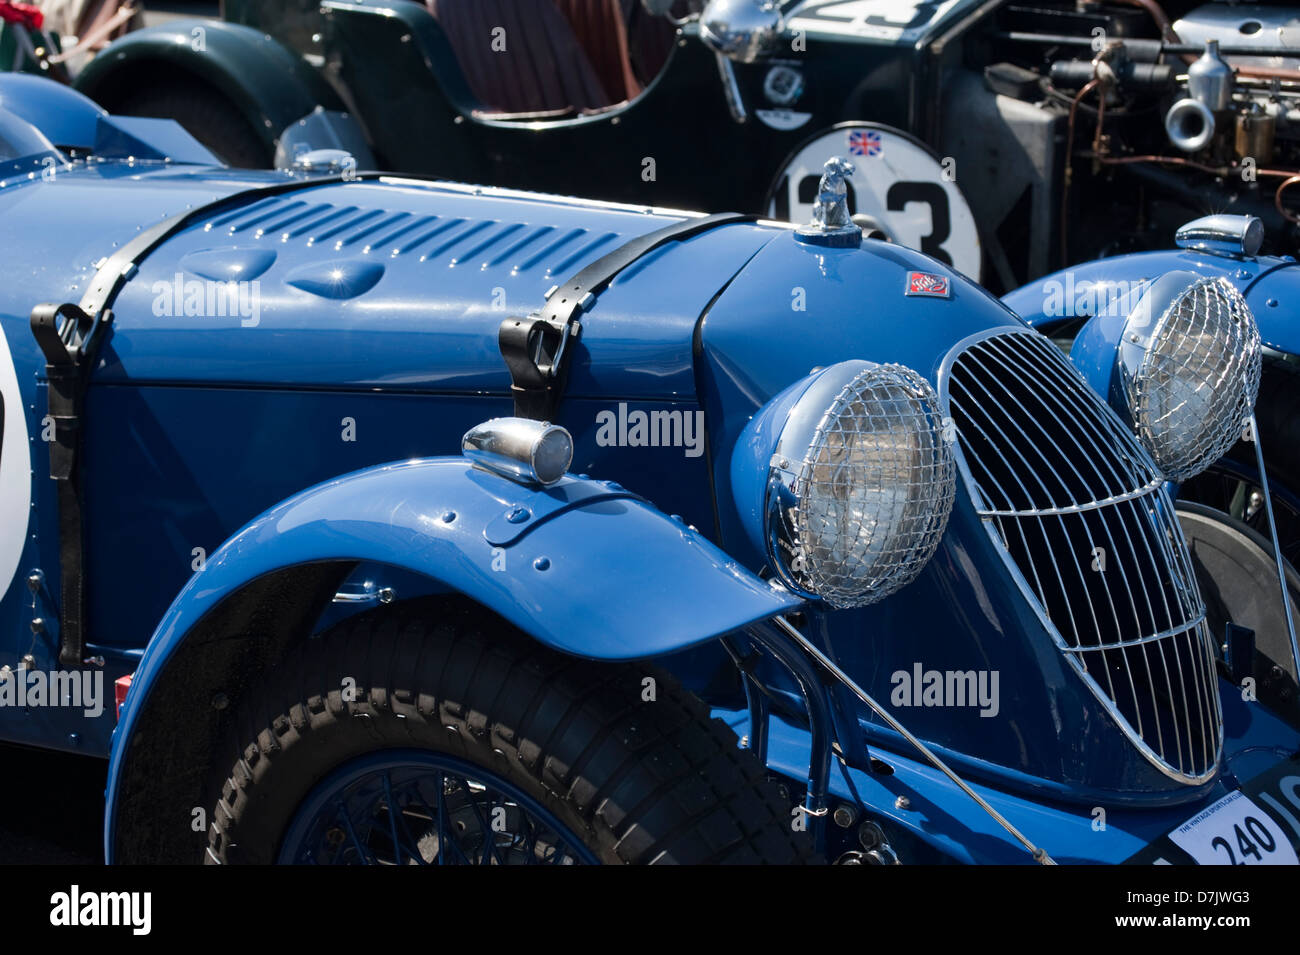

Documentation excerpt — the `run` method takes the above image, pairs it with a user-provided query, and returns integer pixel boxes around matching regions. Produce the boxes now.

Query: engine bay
[944,1,1300,283]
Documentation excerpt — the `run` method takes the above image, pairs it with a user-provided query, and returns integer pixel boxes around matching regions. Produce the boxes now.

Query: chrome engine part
[1173,5,1300,153]
[1175,4,1300,70]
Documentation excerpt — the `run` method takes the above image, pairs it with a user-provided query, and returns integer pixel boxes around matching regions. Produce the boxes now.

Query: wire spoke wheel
[279,751,596,865]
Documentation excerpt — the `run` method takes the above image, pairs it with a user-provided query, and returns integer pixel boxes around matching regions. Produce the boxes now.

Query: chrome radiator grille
[943,329,1222,783]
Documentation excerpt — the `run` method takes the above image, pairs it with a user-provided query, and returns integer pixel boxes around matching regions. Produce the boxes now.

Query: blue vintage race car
[2,74,1298,866]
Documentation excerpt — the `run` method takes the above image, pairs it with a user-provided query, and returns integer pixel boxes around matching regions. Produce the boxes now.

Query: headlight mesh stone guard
[782,364,954,609]
[1126,276,1261,482]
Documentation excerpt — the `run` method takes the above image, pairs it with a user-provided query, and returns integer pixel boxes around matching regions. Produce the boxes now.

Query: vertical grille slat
[948,394,1045,511]
[998,334,1155,490]
[1113,495,1179,761]
[983,337,1146,493]
[1115,496,1170,634]
[977,340,1121,500]
[943,329,1222,783]
[953,358,1071,509]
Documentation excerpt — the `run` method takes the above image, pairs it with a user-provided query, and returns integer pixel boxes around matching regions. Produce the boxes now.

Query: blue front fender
[106,457,800,860]
[131,457,799,663]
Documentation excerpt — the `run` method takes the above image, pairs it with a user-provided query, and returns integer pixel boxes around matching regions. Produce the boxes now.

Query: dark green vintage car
[73,0,1300,291]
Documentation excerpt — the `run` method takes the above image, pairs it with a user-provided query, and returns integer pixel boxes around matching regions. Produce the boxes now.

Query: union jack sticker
[847,129,883,158]
[905,271,950,298]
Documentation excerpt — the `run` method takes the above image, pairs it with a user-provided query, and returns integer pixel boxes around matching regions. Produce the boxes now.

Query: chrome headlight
[1118,272,1261,482]
[733,361,955,609]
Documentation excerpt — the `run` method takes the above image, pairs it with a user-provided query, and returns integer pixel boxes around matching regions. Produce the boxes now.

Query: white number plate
[1169,790,1299,865]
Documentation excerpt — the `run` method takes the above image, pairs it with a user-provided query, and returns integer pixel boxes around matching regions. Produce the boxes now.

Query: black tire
[204,597,813,864]
[114,76,270,168]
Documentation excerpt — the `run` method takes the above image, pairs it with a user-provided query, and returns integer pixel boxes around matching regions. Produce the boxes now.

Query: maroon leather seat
[625,0,698,84]
[551,0,642,103]
[427,0,612,114]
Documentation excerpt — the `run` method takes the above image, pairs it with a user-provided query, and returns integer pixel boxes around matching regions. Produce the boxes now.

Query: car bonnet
[86,174,778,399]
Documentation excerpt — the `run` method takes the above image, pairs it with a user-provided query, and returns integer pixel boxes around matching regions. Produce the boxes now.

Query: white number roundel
[0,322,31,600]
[766,123,983,280]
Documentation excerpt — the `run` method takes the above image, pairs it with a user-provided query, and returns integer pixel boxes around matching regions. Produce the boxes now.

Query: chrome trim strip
[976,479,1165,517]
[1058,612,1210,651]
[376,176,708,220]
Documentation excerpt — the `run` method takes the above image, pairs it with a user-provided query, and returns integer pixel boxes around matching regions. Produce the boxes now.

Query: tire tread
[204,597,811,865]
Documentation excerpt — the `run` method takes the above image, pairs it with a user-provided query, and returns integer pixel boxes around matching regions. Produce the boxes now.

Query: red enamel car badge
[905,271,951,298]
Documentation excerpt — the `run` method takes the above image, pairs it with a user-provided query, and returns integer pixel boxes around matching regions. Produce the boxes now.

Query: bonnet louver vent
[201,196,619,270]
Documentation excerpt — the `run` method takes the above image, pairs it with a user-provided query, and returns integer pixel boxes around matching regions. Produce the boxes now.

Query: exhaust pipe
[1166,97,1216,153]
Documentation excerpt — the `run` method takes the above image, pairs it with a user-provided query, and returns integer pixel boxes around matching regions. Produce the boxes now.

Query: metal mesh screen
[945,330,1222,783]
[1127,277,1261,482]
[784,364,954,608]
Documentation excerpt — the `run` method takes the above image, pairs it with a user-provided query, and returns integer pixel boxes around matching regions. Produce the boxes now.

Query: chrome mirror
[700,0,783,63]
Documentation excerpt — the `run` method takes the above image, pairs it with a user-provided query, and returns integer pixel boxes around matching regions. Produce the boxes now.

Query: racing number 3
[886,182,952,266]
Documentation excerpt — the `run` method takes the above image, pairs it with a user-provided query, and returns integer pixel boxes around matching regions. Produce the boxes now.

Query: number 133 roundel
[766,122,982,280]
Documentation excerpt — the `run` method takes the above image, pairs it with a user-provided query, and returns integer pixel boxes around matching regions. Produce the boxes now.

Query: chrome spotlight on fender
[1175,214,1265,259]
[462,417,573,486]
[732,361,956,609]
[1165,98,1215,153]
[1118,272,1261,481]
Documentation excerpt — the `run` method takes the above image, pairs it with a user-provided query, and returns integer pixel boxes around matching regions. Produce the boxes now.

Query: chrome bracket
[331,581,396,606]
